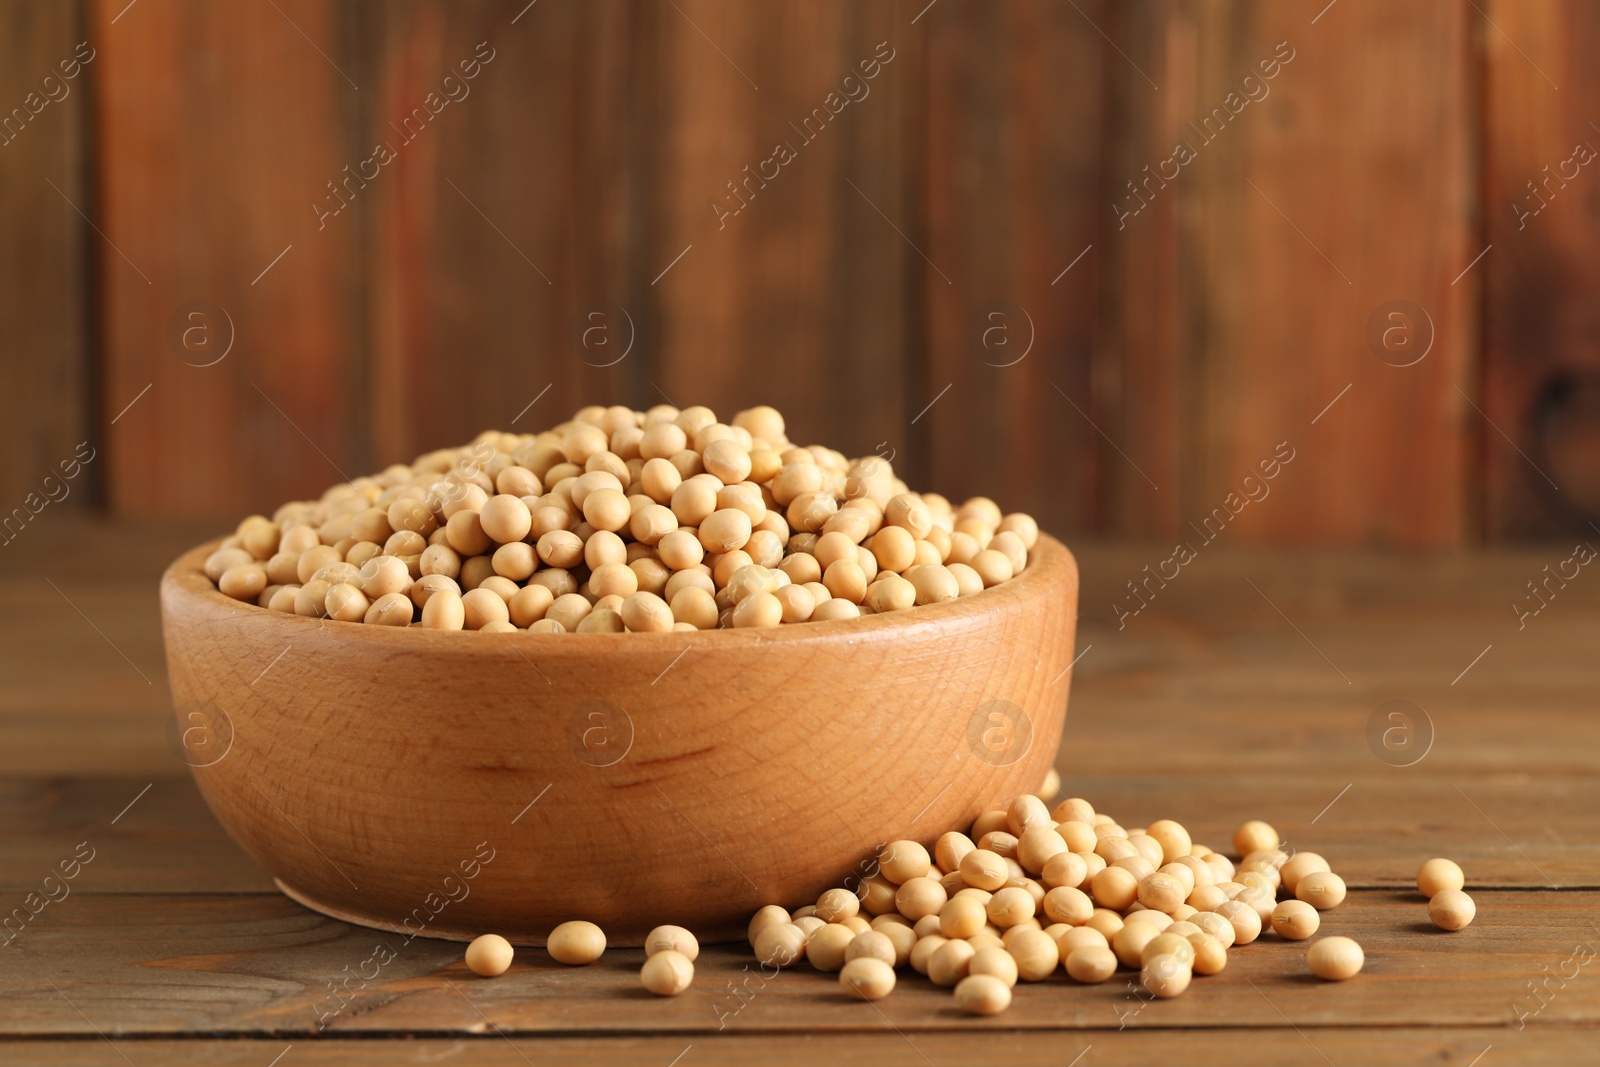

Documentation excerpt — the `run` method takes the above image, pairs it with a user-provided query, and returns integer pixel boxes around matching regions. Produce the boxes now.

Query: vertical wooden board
[94,0,363,519]
[365,0,653,461]
[1096,0,1189,539]
[1213,0,1474,547]
[916,0,1103,533]
[1482,1,1600,540]
[649,0,909,457]
[1110,0,1476,547]
[0,1,90,526]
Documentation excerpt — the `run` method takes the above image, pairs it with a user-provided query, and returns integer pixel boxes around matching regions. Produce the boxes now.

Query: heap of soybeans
[201,404,1038,632]
[462,778,1476,1014]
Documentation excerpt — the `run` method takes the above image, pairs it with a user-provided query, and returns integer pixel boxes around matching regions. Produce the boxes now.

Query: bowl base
[272,878,652,947]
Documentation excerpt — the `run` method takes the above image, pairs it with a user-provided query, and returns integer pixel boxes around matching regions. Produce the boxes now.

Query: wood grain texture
[1096,0,1187,540]
[157,534,1077,943]
[1104,0,1476,547]
[5,1031,1589,1067]
[651,0,912,460]
[66,0,1587,550]
[3,522,1599,1055]
[4,891,1596,1034]
[1481,0,1600,538]
[8,767,1596,899]
[365,0,657,464]
[0,0,91,522]
[917,0,1104,533]
[92,0,363,518]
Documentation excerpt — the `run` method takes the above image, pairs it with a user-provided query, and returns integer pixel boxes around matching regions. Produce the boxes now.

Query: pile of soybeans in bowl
[201,404,1040,632]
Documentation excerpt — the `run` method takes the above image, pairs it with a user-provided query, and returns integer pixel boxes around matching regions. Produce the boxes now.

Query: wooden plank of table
[915,0,1104,533]
[1480,0,1600,539]
[2,890,1593,1035]
[92,0,365,518]
[4,768,1594,897]
[8,1028,1586,1067]
[0,0,90,515]
[1102,0,1476,545]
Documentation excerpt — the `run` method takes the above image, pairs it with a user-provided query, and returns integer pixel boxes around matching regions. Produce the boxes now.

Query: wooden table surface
[3,521,1596,1065]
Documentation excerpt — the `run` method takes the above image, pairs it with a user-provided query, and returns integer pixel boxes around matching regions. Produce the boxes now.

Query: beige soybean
[1428,889,1476,930]
[1042,885,1093,926]
[1279,852,1330,895]
[1066,944,1118,984]
[1215,900,1263,945]
[985,886,1036,928]
[968,946,1019,988]
[1188,932,1229,975]
[954,973,1012,1015]
[753,923,808,967]
[870,916,916,967]
[1112,921,1161,968]
[464,934,514,977]
[1090,867,1139,911]
[959,849,1009,892]
[1142,955,1192,999]
[1295,870,1347,910]
[894,877,947,921]
[1138,873,1187,915]
[747,905,791,945]
[1271,900,1320,940]
[640,948,695,995]
[815,888,860,924]
[844,930,896,968]
[1007,927,1061,982]
[644,925,699,961]
[1307,935,1364,980]
[878,840,931,884]
[838,956,896,1001]
[793,915,827,940]
[1190,911,1236,948]
[1233,820,1279,857]
[547,920,606,964]
[1041,851,1089,890]
[806,924,856,972]
[1417,857,1465,897]
[928,939,978,987]
[938,896,987,940]
[325,583,369,622]
[909,934,948,975]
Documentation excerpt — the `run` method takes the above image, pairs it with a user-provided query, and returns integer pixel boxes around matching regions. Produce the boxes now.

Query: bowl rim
[163,532,1077,650]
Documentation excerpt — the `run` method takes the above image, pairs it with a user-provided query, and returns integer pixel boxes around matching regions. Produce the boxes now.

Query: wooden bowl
[160,535,1079,945]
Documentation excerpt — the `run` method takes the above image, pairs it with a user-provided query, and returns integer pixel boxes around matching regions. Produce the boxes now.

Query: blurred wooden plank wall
[1,0,1595,545]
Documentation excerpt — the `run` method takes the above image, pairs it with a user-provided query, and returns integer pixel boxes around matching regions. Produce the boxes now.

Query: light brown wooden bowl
[160,535,1079,946]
